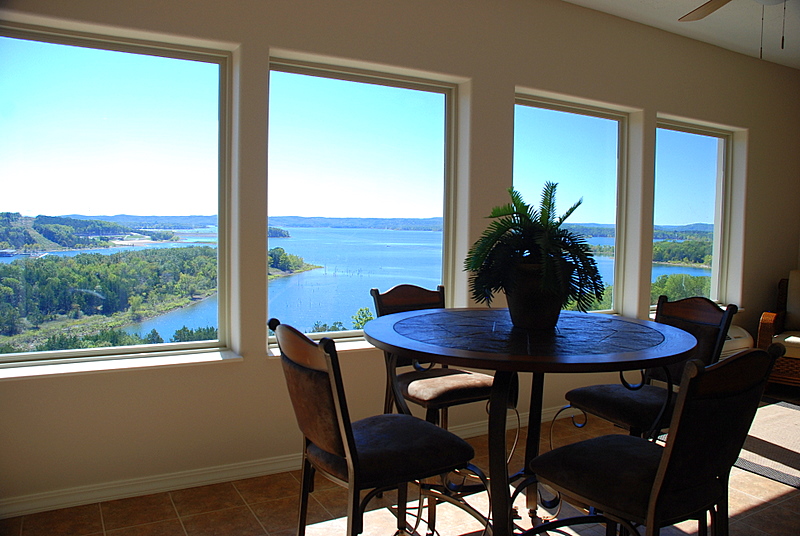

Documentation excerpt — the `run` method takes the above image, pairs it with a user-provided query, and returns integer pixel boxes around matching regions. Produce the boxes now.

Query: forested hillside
[0,212,177,251]
[0,246,217,337]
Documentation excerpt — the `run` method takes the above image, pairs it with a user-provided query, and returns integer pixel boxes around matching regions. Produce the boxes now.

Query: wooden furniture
[563,295,737,438]
[270,318,489,536]
[523,345,781,536]
[757,272,800,385]
[364,308,697,536]
[370,285,494,428]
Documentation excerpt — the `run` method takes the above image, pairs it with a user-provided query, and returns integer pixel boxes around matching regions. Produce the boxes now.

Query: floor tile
[249,495,330,532]
[101,493,178,530]
[735,502,800,536]
[233,473,299,504]
[729,467,797,503]
[308,486,350,519]
[729,519,770,535]
[20,504,103,536]
[727,487,770,517]
[181,507,265,536]
[106,519,186,536]
[170,483,245,517]
[0,516,22,536]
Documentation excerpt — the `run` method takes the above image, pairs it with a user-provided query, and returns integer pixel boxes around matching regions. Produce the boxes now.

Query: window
[652,124,727,304]
[267,64,448,335]
[0,31,224,362]
[513,99,621,311]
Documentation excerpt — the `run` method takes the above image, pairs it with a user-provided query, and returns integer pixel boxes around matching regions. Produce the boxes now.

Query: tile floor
[2,384,798,536]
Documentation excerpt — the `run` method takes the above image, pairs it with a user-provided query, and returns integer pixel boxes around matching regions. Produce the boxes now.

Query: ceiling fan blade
[679,0,735,22]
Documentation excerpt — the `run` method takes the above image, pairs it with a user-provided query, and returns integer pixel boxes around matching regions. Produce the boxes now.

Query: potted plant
[464,182,605,330]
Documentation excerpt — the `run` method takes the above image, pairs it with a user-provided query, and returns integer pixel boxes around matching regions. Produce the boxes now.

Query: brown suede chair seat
[371,284,496,428]
[306,413,475,488]
[564,383,676,435]
[398,367,495,407]
[563,295,736,437]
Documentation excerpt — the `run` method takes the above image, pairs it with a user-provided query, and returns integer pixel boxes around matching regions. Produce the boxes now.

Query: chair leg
[715,496,729,536]
[425,488,438,536]
[698,511,708,536]
[298,458,314,536]
[396,482,408,534]
[440,407,449,429]
[347,484,362,536]
[425,407,439,426]
[384,381,394,414]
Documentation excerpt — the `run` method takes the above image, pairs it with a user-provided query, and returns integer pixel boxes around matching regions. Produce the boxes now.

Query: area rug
[734,399,800,488]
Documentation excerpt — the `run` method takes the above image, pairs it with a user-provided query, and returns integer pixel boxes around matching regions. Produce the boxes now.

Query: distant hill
[0,213,187,251]
[63,214,217,230]
[60,215,712,236]
[564,222,713,239]
[268,216,444,231]
[654,223,714,232]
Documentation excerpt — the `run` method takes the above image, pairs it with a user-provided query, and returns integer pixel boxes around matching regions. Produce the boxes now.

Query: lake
[121,227,711,336]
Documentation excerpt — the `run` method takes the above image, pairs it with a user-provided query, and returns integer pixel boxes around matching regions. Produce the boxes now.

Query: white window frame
[654,119,734,305]
[266,59,457,341]
[0,23,232,365]
[513,95,628,313]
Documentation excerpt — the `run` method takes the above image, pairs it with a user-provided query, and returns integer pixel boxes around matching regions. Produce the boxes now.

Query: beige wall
[1,0,799,517]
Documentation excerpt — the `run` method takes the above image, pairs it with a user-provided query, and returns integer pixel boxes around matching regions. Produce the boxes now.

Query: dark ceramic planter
[504,264,564,331]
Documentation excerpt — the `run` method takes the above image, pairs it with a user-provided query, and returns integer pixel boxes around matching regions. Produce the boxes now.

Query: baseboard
[1,406,567,519]
[0,453,301,519]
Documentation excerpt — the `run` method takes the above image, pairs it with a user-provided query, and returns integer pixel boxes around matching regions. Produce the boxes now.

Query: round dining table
[363,308,697,536]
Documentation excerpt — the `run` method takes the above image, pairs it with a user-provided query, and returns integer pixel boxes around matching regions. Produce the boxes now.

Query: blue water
[267,227,443,332]
[125,294,219,339]
[5,228,711,336]
[135,229,711,335]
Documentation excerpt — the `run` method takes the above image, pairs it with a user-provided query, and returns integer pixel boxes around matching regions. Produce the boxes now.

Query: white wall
[1,0,799,517]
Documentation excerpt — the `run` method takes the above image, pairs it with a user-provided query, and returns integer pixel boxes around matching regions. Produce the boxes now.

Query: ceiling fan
[679,0,786,22]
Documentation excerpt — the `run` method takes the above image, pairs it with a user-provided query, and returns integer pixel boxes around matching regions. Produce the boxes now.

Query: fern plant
[464,182,604,312]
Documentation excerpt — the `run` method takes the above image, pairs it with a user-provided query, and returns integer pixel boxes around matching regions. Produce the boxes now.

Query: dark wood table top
[364,308,697,373]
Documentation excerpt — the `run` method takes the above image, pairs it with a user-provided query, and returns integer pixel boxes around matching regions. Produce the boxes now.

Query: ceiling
[563,0,800,70]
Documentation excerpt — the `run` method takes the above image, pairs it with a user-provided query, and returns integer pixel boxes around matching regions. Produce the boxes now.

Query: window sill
[0,349,243,381]
[267,334,377,356]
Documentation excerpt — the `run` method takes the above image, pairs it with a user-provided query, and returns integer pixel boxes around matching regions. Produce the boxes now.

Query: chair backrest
[649,344,782,524]
[269,318,356,467]
[649,295,737,384]
[370,284,445,317]
[370,284,445,367]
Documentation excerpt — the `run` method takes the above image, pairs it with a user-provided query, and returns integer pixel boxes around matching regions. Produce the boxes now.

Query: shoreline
[111,239,161,247]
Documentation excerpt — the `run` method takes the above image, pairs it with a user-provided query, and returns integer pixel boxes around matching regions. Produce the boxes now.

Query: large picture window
[0,33,223,361]
[652,124,727,304]
[267,66,448,335]
[513,100,620,311]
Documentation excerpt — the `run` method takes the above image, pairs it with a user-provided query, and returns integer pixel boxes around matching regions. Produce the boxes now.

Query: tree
[351,307,374,329]
[269,247,306,272]
[650,273,711,302]
[171,325,218,342]
[128,295,144,320]
[143,329,164,344]
[310,321,345,332]
[0,302,21,336]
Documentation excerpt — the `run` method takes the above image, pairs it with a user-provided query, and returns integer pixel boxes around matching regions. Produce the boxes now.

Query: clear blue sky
[0,36,219,217]
[268,70,446,219]
[514,106,719,226]
[1,35,719,225]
